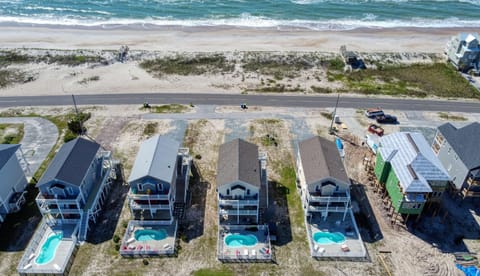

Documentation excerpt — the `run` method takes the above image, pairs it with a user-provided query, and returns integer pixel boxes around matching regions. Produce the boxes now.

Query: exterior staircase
[78,213,89,241]
[173,202,185,219]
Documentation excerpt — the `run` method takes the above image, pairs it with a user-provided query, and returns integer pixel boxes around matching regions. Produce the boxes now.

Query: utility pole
[329,94,340,135]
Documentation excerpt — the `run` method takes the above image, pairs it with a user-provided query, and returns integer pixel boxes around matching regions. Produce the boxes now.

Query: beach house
[216,138,272,262]
[375,132,450,217]
[432,122,480,198]
[18,137,113,275]
[296,136,351,221]
[296,136,366,259]
[216,139,267,225]
[446,33,480,73]
[0,144,28,224]
[35,137,113,240]
[120,135,191,257]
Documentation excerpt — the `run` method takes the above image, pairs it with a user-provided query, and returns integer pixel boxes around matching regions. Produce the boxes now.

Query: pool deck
[217,225,273,262]
[120,220,177,257]
[17,222,77,275]
[306,211,367,260]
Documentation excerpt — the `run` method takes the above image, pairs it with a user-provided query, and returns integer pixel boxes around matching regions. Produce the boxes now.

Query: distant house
[296,136,351,221]
[127,135,191,222]
[35,137,113,241]
[0,144,28,223]
[375,132,450,216]
[445,33,480,73]
[216,139,267,225]
[432,122,480,198]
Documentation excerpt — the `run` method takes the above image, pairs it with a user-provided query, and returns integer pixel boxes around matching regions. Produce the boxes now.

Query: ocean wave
[290,0,480,4]
[1,14,480,30]
[23,5,112,16]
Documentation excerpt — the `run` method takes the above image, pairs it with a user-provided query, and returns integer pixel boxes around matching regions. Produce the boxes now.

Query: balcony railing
[128,191,170,200]
[467,177,480,186]
[219,209,258,216]
[308,194,350,203]
[129,201,171,210]
[218,199,259,206]
[308,206,348,212]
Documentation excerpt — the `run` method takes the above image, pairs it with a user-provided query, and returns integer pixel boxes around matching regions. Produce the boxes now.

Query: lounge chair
[23,263,32,270]
[341,244,350,252]
[126,237,135,244]
[314,244,319,252]
[27,253,35,261]
[318,247,326,254]
[53,264,61,271]
[251,249,256,257]
[243,249,249,257]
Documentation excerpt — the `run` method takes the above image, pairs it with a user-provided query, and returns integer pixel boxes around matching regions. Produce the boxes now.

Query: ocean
[1,0,480,30]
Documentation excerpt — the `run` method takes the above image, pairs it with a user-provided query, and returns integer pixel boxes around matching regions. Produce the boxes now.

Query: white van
[364,108,384,118]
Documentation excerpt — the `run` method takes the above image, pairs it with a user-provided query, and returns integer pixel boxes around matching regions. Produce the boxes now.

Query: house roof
[378,132,450,193]
[298,136,349,185]
[438,122,480,170]
[216,138,261,188]
[0,144,20,169]
[36,137,100,187]
[128,135,179,184]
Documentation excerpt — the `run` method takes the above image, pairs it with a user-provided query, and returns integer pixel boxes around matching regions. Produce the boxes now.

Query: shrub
[63,130,78,142]
[114,244,120,251]
[113,234,120,243]
[195,154,202,160]
[142,259,149,265]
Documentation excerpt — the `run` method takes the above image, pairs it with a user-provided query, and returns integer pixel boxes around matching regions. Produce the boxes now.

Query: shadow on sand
[179,161,207,242]
[88,163,128,244]
[268,180,293,247]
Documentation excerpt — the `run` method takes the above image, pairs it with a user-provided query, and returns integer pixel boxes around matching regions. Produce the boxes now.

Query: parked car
[365,108,384,118]
[367,124,384,136]
[376,114,398,124]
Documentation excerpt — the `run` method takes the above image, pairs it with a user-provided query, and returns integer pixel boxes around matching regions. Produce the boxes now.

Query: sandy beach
[0,25,474,52]
[0,25,477,97]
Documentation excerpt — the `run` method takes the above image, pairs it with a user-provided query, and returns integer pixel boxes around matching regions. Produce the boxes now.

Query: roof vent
[406,133,419,153]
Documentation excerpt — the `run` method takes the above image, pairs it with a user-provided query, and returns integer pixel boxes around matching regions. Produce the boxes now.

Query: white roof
[128,135,180,184]
[378,132,450,193]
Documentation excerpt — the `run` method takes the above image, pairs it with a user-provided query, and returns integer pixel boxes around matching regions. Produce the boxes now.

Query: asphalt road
[0,93,479,112]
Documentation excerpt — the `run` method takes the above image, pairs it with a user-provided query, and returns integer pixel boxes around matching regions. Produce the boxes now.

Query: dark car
[376,114,397,124]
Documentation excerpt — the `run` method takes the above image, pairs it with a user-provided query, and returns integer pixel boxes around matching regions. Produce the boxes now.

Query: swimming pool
[35,232,63,265]
[134,229,167,241]
[224,234,258,247]
[313,231,346,245]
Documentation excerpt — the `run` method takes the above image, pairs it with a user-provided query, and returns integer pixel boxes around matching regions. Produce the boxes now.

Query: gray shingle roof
[298,136,349,185]
[0,144,20,170]
[217,139,261,188]
[438,122,480,170]
[128,135,180,184]
[36,138,100,187]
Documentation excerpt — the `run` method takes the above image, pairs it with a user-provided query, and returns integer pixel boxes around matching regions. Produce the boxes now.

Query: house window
[226,189,230,195]
[247,189,250,195]
[138,184,143,191]
[158,183,163,191]
[67,187,74,195]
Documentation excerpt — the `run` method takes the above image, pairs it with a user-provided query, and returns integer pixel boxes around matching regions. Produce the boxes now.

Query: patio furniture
[341,244,350,252]
[53,264,61,271]
[251,249,256,257]
[318,248,326,254]
[27,253,35,261]
[126,237,135,244]
[23,263,32,269]
[314,244,319,252]
[243,249,249,257]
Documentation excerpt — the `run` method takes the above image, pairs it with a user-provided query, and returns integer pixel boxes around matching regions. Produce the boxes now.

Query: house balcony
[36,193,82,214]
[219,209,258,216]
[128,190,170,201]
[308,191,350,203]
[307,205,348,213]
[129,199,171,211]
[217,194,259,206]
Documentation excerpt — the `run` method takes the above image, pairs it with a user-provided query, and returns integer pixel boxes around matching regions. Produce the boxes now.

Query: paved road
[0,117,58,179]
[0,93,480,112]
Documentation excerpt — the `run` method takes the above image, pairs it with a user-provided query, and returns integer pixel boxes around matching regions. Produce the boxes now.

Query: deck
[120,220,177,257]
[306,211,367,260]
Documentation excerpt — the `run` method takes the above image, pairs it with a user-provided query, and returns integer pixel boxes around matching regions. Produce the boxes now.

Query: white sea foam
[1,14,480,30]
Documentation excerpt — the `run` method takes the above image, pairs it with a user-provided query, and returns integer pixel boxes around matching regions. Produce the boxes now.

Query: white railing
[219,209,258,216]
[129,202,171,210]
[217,224,272,261]
[128,192,170,200]
[218,199,259,206]
[309,195,350,203]
[308,206,348,212]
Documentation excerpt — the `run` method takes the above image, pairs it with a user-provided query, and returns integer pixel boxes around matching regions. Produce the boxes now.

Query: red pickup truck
[368,124,384,136]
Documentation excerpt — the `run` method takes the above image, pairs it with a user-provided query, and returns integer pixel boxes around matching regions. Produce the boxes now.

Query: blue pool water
[35,232,63,265]
[224,234,258,247]
[313,232,346,245]
[134,229,167,241]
